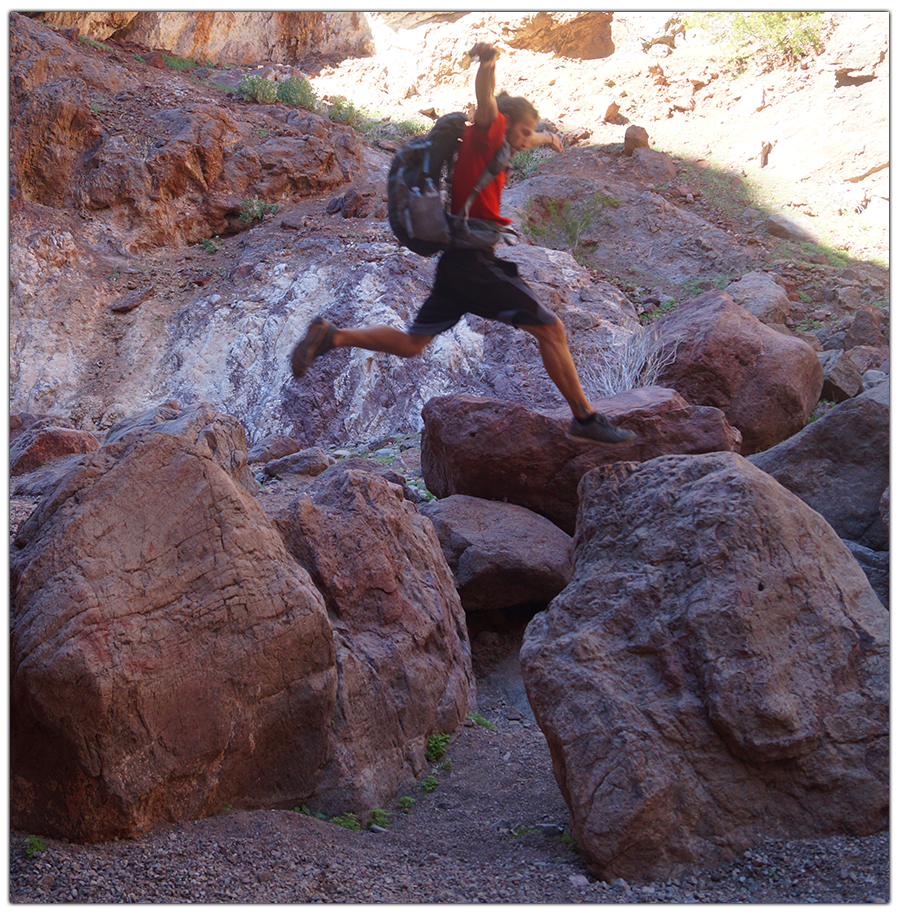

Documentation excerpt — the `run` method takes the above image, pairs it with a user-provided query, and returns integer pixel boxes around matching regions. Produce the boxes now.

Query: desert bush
[579,326,679,399]
[238,74,278,104]
[518,192,618,261]
[686,12,824,64]
[277,77,317,110]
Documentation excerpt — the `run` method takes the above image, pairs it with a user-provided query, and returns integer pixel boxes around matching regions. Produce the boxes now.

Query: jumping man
[290,42,635,445]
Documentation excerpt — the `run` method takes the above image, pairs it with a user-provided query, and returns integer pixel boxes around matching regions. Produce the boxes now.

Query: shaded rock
[861,369,888,390]
[10,420,101,476]
[766,212,820,245]
[104,400,259,495]
[844,344,889,375]
[750,380,889,550]
[420,494,573,612]
[819,349,862,402]
[843,540,889,608]
[324,458,421,504]
[272,466,475,814]
[724,271,791,325]
[653,291,823,454]
[521,452,888,882]
[248,433,303,464]
[879,486,889,533]
[10,408,337,842]
[421,387,741,534]
[265,446,332,479]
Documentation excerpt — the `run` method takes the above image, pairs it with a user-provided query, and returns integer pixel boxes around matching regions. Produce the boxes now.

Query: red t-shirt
[450,112,511,225]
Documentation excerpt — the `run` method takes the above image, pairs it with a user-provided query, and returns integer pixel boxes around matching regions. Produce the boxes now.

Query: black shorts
[407,249,557,336]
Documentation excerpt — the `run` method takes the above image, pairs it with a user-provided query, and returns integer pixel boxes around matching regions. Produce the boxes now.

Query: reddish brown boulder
[750,379,889,550]
[10,404,475,842]
[10,409,336,842]
[521,452,888,882]
[272,466,474,813]
[421,387,741,534]
[420,495,573,612]
[653,291,824,454]
[10,420,101,475]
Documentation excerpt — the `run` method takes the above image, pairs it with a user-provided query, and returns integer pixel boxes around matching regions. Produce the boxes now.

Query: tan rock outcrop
[521,452,888,881]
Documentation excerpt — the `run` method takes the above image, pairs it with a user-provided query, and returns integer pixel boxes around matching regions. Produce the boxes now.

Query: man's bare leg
[291,316,433,377]
[526,318,636,444]
[332,325,433,358]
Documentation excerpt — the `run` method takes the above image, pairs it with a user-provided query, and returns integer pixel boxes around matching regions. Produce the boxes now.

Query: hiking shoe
[567,412,636,445]
[290,316,336,378]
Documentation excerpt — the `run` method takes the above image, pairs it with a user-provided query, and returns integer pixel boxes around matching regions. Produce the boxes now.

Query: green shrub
[368,809,391,829]
[25,836,47,858]
[238,74,278,104]
[330,812,362,831]
[685,12,823,63]
[277,77,318,110]
[425,732,451,763]
[162,53,197,72]
[467,712,497,732]
[239,196,279,223]
[422,774,439,793]
[326,96,371,130]
[519,192,618,257]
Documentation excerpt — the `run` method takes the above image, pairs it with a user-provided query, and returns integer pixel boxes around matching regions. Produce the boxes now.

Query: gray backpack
[387,112,515,256]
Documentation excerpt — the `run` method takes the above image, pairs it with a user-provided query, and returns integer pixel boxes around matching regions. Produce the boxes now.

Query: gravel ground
[7,632,890,905]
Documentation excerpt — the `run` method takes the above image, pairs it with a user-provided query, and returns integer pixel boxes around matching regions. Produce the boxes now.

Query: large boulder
[272,465,474,814]
[10,406,337,842]
[9,419,101,475]
[420,494,573,612]
[10,404,474,842]
[521,452,888,882]
[653,291,824,454]
[750,380,889,550]
[421,387,741,534]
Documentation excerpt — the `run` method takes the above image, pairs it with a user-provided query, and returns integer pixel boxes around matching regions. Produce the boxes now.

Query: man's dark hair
[496,90,539,126]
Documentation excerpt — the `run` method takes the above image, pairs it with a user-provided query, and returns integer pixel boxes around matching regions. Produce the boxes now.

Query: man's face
[506,114,538,153]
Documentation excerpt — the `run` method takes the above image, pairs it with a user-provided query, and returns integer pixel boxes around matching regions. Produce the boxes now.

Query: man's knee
[528,316,567,344]
[402,333,432,356]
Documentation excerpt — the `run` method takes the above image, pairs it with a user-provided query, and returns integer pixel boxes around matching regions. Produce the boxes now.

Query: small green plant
[78,35,113,52]
[89,99,107,115]
[162,53,197,72]
[239,196,279,223]
[425,732,451,763]
[325,95,370,129]
[277,76,318,110]
[422,774,439,793]
[296,804,327,819]
[509,146,555,184]
[512,825,537,839]
[199,237,220,254]
[220,804,234,816]
[559,830,579,852]
[368,809,391,829]
[398,795,415,810]
[467,712,498,732]
[519,192,618,259]
[25,836,47,858]
[238,74,278,104]
[132,54,146,63]
[438,758,453,772]
[330,812,362,831]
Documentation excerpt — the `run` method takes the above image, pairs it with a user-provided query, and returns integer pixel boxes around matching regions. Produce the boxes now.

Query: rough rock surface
[520,452,888,882]
[421,387,741,534]
[750,380,889,551]
[819,349,863,402]
[724,271,792,326]
[272,466,475,815]
[653,291,824,454]
[9,421,101,476]
[420,494,573,612]
[10,407,337,842]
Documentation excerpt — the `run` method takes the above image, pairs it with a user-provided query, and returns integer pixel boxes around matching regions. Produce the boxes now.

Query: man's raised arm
[469,42,499,128]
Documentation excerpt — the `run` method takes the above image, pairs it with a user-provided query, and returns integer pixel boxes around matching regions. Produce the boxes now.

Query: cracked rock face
[521,452,888,882]
[9,403,474,842]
